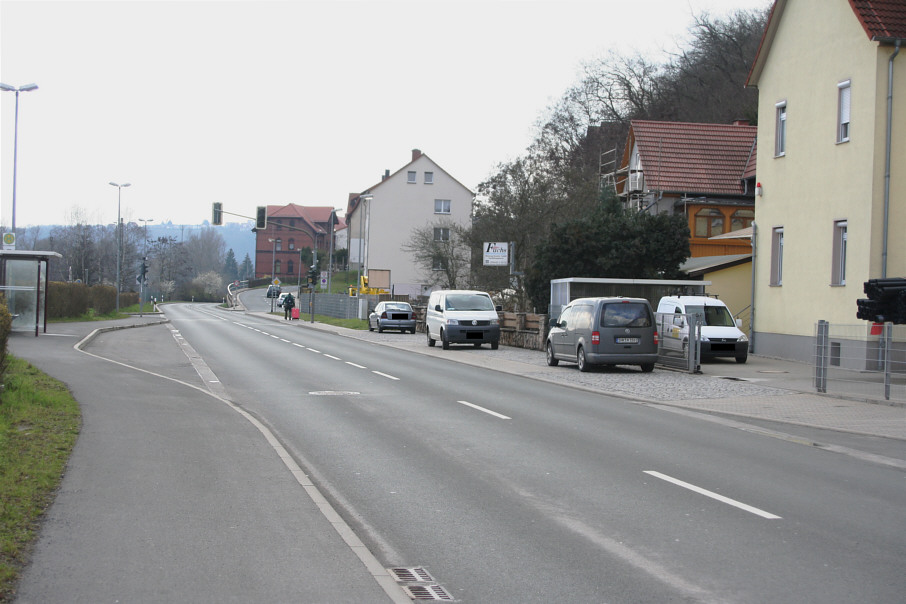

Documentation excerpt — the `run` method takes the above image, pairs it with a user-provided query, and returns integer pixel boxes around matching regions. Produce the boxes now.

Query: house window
[694,208,725,238]
[425,171,434,184]
[275,219,283,230]
[275,238,282,251]
[288,238,295,250]
[770,227,784,286]
[432,256,447,271]
[274,260,282,274]
[434,227,450,241]
[434,199,451,214]
[287,260,294,276]
[407,171,417,184]
[837,80,851,143]
[832,220,847,285]
[775,101,787,156]
[731,209,755,232]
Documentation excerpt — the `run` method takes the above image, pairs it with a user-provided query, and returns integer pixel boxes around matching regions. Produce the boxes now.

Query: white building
[346,149,474,298]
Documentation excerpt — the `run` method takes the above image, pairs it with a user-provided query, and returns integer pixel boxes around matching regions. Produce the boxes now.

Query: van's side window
[558,307,573,328]
[575,306,593,330]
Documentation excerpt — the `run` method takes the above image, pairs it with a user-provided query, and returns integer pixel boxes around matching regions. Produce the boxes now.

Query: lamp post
[109,182,131,313]
[138,218,153,316]
[0,82,38,248]
[268,237,277,312]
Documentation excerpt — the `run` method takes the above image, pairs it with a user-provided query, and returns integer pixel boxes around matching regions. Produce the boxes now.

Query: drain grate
[388,567,453,601]
[389,567,434,583]
[402,584,454,601]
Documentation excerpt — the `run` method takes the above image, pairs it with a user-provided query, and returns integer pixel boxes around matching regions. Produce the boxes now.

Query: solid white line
[457,400,511,420]
[346,362,367,369]
[372,371,400,381]
[644,471,781,519]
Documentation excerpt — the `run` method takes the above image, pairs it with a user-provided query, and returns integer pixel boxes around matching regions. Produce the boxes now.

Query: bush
[46,282,90,319]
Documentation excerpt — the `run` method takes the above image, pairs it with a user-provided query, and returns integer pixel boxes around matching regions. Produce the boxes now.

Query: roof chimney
[733,119,750,126]
[412,148,422,161]
[382,169,390,181]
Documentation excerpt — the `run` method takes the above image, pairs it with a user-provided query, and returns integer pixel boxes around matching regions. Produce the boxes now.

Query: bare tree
[402,220,471,290]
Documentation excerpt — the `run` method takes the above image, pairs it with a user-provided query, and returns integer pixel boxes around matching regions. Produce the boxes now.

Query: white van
[656,296,749,363]
[426,290,501,350]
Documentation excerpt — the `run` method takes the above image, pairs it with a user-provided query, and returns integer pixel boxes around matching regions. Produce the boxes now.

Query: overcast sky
[1,0,767,229]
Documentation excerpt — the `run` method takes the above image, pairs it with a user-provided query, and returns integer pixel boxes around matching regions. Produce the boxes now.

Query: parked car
[368,301,417,333]
[277,292,290,307]
[546,297,658,372]
[266,285,281,298]
[425,290,501,349]
[656,296,748,363]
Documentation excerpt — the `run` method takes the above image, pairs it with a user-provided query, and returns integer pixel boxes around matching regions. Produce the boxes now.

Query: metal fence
[814,321,906,402]
[655,312,702,373]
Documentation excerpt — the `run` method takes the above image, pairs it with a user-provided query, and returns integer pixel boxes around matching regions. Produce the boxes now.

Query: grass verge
[0,357,80,602]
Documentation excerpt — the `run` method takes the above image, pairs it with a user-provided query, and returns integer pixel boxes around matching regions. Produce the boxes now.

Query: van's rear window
[601,303,652,328]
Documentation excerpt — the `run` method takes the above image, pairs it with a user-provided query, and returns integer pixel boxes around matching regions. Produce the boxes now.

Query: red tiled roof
[849,0,906,40]
[267,203,338,233]
[624,120,758,196]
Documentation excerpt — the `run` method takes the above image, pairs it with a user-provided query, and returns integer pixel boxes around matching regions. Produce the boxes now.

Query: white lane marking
[644,471,781,519]
[293,343,306,349]
[457,400,511,420]
[280,338,291,343]
[307,348,321,353]
[372,371,400,381]
[323,354,341,360]
[346,362,367,369]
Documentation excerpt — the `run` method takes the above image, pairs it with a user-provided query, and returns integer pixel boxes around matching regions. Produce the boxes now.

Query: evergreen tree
[223,249,239,281]
[239,253,254,281]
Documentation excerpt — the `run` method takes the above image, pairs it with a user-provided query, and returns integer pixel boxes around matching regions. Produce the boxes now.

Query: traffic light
[140,257,148,279]
[256,206,267,230]
[212,202,222,225]
[307,265,318,286]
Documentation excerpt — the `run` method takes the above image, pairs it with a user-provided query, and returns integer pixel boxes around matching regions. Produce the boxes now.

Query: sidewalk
[259,312,906,442]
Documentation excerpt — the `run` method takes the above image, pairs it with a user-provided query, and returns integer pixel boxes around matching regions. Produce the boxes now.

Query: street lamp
[138,218,153,316]
[0,82,39,247]
[268,237,277,312]
[109,181,131,313]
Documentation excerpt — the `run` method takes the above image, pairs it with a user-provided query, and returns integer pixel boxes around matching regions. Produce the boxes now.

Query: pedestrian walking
[283,293,295,320]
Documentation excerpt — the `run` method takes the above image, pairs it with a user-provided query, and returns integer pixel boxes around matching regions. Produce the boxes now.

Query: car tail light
[653,330,659,346]
[592,331,600,345]
[381,312,388,319]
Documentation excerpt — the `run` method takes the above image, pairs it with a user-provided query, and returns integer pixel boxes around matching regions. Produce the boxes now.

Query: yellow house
[746,0,905,361]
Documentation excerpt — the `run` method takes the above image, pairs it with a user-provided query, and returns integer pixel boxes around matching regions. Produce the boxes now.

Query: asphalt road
[153,302,905,603]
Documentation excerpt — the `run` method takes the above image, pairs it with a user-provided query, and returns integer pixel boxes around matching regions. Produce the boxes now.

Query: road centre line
[280,338,291,343]
[323,354,341,360]
[644,471,781,519]
[372,371,400,381]
[346,362,367,369]
[457,400,511,420]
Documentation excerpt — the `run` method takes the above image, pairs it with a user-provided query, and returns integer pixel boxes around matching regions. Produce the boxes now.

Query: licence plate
[615,337,640,344]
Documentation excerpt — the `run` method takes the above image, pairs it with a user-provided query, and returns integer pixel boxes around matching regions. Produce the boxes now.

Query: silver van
[426,290,501,350]
[546,297,658,372]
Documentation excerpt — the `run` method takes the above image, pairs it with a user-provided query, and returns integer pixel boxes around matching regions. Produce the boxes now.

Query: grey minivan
[546,297,658,372]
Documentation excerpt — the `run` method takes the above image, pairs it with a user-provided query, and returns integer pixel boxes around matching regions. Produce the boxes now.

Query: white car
[656,295,748,363]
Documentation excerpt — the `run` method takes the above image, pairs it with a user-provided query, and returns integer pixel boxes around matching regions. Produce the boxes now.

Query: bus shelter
[0,250,62,337]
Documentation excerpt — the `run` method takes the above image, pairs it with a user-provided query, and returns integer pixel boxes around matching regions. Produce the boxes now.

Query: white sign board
[483,242,509,266]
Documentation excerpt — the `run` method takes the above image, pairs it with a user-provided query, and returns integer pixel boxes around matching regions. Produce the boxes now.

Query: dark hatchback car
[266,285,281,298]
[368,301,417,333]
[546,297,658,372]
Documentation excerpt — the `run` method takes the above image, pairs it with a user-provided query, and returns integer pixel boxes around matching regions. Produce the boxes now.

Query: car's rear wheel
[377,322,383,333]
[640,363,655,373]
[546,341,559,366]
[491,340,499,350]
[577,346,589,372]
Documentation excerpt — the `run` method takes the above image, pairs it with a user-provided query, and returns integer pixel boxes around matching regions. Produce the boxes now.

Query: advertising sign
[483,242,509,266]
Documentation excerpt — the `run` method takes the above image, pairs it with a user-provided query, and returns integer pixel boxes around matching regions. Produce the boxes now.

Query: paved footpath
[9,317,408,604]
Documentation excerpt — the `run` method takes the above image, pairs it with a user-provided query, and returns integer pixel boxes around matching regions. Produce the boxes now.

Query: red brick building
[254,204,344,280]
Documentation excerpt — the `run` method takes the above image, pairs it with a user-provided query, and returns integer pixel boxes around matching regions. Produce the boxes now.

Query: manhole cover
[402,585,453,601]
